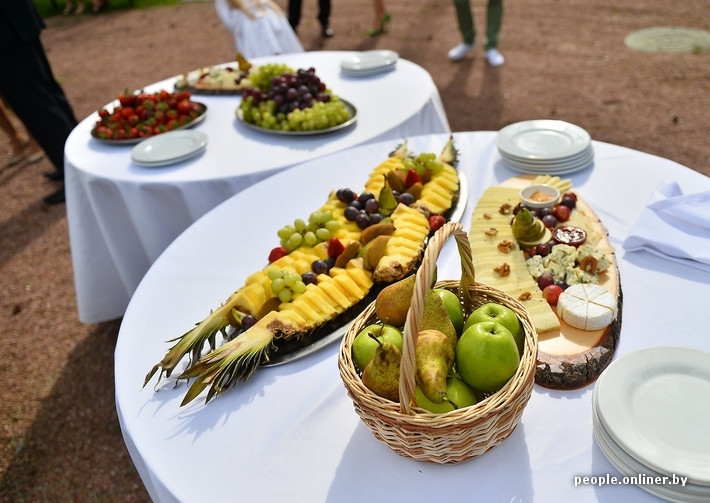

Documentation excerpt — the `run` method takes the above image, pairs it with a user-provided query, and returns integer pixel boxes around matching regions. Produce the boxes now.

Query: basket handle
[398,221,476,414]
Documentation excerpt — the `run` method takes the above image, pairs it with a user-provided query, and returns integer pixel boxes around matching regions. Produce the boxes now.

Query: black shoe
[321,25,334,38]
[43,185,65,205]
[44,171,64,181]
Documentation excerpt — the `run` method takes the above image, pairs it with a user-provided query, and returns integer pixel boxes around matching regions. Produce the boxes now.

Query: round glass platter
[90,102,207,146]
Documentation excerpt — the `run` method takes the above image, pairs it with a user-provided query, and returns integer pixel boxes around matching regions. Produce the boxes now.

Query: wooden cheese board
[471,175,621,389]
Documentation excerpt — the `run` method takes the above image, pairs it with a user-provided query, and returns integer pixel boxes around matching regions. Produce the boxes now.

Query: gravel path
[0,1,707,501]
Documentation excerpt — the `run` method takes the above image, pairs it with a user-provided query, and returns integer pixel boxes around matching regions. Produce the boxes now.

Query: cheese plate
[468,175,621,389]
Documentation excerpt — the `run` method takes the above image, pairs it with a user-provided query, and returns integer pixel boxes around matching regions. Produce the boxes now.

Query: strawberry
[268,246,288,263]
[327,237,345,258]
[404,169,421,188]
[429,215,446,232]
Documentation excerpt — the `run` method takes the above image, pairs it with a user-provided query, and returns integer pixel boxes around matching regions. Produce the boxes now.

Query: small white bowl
[519,184,560,209]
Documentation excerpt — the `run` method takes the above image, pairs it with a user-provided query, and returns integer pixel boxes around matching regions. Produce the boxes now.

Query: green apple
[351,324,403,372]
[435,288,464,335]
[456,321,520,393]
[414,376,478,413]
[464,302,524,356]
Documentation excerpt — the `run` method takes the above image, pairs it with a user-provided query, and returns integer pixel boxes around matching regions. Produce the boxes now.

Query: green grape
[286,232,303,249]
[294,218,307,232]
[315,228,330,241]
[303,231,317,246]
[278,289,292,303]
[277,226,295,240]
[325,220,340,232]
[271,278,286,294]
[292,281,307,294]
[283,273,299,288]
[267,269,283,281]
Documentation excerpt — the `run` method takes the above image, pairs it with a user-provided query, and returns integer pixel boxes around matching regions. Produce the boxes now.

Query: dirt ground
[0,0,708,501]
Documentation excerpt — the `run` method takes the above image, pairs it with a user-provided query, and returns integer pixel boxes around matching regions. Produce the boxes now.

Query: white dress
[215,0,304,59]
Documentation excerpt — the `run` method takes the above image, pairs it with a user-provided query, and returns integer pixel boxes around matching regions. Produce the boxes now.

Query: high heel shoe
[367,13,391,37]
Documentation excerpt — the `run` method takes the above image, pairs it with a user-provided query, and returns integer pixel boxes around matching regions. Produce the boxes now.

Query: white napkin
[623,180,710,272]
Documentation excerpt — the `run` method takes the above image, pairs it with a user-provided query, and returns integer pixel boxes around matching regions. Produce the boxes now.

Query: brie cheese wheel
[557,284,617,331]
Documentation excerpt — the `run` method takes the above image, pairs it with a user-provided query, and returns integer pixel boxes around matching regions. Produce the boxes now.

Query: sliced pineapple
[147,139,460,405]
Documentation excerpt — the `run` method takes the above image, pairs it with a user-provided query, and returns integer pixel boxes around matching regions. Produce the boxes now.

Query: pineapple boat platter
[144,137,465,405]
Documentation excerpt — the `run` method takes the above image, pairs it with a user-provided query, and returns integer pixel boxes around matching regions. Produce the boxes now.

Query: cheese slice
[469,186,560,333]
[557,284,618,330]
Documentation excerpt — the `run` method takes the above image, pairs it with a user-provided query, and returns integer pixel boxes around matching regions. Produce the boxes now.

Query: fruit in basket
[374,274,416,327]
[144,138,461,405]
[352,324,404,372]
[416,329,455,403]
[456,321,520,393]
[361,335,402,402]
[435,288,464,335]
[421,290,458,349]
[464,302,523,356]
[415,376,479,413]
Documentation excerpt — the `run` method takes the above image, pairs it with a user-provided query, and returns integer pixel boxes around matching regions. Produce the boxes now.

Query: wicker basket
[338,221,538,464]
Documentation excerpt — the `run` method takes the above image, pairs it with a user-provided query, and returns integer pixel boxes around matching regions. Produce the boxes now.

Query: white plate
[500,146,594,174]
[496,120,591,161]
[340,50,399,74]
[131,130,207,167]
[595,346,710,486]
[592,393,710,501]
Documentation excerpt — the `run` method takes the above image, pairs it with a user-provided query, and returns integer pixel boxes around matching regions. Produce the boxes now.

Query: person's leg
[0,100,27,153]
[318,0,333,37]
[484,0,505,65]
[448,0,476,60]
[453,0,475,45]
[287,0,302,29]
[484,0,503,50]
[0,39,77,175]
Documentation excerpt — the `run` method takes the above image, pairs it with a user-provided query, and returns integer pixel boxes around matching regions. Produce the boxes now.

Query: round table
[115,131,710,503]
[65,51,450,323]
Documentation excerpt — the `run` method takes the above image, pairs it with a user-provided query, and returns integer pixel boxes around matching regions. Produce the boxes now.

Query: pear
[415,329,455,404]
[361,334,401,402]
[378,175,399,216]
[511,207,546,242]
[374,274,416,327]
[420,290,458,350]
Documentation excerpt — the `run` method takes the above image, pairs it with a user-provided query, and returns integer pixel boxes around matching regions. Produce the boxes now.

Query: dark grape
[365,198,379,214]
[358,192,375,204]
[301,271,318,285]
[355,212,371,229]
[398,192,415,206]
[311,259,329,275]
[538,207,554,218]
[542,214,558,228]
[343,206,359,221]
[369,213,383,224]
[536,242,551,257]
[560,197,577,209]
[241,314,257,330]
[336,188,356,203]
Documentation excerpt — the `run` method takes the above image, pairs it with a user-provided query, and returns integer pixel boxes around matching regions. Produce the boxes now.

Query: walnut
[483,212,493,220]
[499,203,513,215]
[484,227,498,236]
[494,263,511,277]
[518,292,532,301]
[497,240,515,253]
[579,255,598,274]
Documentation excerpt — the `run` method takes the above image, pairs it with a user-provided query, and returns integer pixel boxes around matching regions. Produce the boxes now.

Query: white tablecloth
[115,131,710,503]
[65,51,450,323]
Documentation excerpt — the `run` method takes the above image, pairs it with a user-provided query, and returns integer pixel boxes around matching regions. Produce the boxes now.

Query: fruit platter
[91,89,206,144]
[144,137,462,405]
[235,63,356,135]
[467,175,621,389]
[174,53,254,95]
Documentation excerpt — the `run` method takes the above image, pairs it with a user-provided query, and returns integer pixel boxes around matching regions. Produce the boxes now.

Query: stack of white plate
[131,130,207,167]
[495,119,594,175]
[340,50,398,77]
[592,346,710,502]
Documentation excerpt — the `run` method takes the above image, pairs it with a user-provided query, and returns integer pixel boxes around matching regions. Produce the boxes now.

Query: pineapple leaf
[144,299,236,387]
[178,312,278,405]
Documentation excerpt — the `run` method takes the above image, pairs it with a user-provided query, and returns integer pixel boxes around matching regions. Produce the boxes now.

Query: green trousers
[453,0,503,50]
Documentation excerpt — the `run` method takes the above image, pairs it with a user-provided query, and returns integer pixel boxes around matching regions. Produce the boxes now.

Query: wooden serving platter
[473,176,621,389]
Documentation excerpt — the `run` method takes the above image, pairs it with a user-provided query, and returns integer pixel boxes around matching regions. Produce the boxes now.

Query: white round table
[116,131,710,503]
[65,51,450,323]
